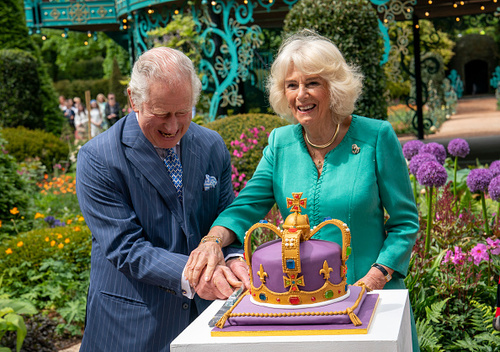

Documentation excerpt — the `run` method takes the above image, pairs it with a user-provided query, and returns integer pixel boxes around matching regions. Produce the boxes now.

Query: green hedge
[206,113,289,192]
[284,0,388,120]
[2,126,69,171]
[54,78,110,104]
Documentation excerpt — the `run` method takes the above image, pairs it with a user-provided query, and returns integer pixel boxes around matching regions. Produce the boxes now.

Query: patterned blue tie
[164,148,183,201]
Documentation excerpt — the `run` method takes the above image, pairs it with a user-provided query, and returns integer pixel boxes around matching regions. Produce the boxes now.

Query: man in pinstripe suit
[76,47,249,351]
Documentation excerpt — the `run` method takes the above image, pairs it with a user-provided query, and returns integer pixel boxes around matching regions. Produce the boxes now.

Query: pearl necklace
[304,124,340,149]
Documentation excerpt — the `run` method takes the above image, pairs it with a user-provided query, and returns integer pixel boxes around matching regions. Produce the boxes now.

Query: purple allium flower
[490,160,500,177]
[409,152,437,175]
[470,243,490,265]
[44,216,55,225]
[420,142,447,165]
[447,138,470,158]
[402,140,424,161]
[416,161,448,187]
[487,237,500,255]
[467,168,494,193]
[489,175,500,202]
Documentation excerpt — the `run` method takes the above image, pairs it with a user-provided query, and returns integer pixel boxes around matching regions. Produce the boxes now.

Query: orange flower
[5,248,12,254]
[66,219,73,225]
[44,174,48,179]
[50,240,56,247]
[0,220,2,228]
[74,226,81,232]
[10,207,19,215]
[34,212,44,219]
[64,238,70,244]
[57,233,63,239]
[78,216,85,222]
[58,243,64,249]
[17,241,23,247]
[45,237,50,242]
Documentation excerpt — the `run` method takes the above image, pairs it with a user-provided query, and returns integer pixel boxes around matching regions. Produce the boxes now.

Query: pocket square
[204,174,218,191]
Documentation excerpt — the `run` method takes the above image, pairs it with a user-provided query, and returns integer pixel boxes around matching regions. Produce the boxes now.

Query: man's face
[133,82,193,149]
[108,95,115,104]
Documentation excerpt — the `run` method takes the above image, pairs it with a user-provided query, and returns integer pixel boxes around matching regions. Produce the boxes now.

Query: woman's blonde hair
[267,30,363,124]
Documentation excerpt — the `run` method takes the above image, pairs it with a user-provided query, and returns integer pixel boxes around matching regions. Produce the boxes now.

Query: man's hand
[226,257,250,290]
[185,242,225,288]
[194,265,242,300]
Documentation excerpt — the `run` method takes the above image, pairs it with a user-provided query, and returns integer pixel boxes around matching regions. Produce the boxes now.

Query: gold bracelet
[200,236,222,247]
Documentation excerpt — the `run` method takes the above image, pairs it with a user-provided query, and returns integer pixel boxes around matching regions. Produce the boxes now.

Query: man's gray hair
[128,47,202,109]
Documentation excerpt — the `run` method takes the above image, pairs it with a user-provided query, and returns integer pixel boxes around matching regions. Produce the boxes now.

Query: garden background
[1,0,500,351]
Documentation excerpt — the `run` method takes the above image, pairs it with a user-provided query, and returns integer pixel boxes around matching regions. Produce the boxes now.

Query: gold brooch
[352,144,360,154]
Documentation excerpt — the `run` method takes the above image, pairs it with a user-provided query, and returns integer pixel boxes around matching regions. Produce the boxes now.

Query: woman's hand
[355,265,394,291]
[185,226,236,288]
[226,257,250,290]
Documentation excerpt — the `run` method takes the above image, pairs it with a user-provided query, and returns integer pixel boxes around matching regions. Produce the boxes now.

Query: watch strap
[371,263,392,282]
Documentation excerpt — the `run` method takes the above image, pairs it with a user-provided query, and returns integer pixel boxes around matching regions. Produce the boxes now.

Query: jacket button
[182,303,189,310]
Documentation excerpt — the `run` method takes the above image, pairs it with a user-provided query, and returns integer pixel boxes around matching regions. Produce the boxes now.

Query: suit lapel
[122,114,186,229]
[180,123,204,209]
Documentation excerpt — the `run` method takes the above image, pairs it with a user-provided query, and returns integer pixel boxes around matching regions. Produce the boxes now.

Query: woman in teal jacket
[186,30,419,350]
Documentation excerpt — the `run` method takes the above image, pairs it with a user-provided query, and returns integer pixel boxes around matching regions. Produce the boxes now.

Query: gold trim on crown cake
[243,192,352,306]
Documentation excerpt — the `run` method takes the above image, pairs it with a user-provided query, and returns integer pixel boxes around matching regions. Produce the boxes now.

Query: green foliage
[0,299,37,352]
[0,50,44,130]
[0,134,33,237]
[283,0,387,120]
[1,313,59,352]
[53,78,109,104]
[147,13,203,67]
[109,58,128,109]
[205,113,289,183]
[2,127,69,172]
[0,0,63,135]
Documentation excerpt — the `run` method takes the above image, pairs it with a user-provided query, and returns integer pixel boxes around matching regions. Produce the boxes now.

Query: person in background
[96,93,109,130]
[89,99,103,138]
[185,30,420,351]
[63,99,75,132]
[74,102,88,141]
[58,95,66,111]
[76,46,249,352]
[73,97,82,115]
[104,93,122,126]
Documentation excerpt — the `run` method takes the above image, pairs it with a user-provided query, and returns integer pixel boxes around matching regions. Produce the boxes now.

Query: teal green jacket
[213,115,419,289]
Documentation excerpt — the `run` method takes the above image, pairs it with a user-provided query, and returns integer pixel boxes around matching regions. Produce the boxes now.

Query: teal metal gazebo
[23,0,500,135]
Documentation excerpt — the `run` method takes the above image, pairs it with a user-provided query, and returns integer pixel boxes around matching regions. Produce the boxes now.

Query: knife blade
[208,286,245,327]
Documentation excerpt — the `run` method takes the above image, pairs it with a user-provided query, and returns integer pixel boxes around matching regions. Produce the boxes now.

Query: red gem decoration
[291,274,295,279]
[289,296,300,305]
[294,194,300,199]
[338,290,341,294]
[289,227,297,232]
[292,286,297,291]
[311,297,316,301]
[276,298,280,302]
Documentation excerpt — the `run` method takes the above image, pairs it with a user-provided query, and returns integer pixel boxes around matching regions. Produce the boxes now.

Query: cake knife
[208,286,244,327]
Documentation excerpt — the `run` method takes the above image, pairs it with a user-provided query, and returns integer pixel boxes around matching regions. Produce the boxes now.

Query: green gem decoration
[324,290,334,299]
[346,246,352,256]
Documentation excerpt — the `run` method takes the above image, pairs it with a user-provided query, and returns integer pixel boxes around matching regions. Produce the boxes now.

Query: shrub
[53,78,109,105]
[2,126,69,171]
[1,313,59,352]
[0,49,44,130]
[283,0,388,120]
[205,113,289,181]
[0,133,33,237]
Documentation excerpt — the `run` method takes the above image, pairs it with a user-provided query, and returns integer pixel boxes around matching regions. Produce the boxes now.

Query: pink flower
[451,246,466,265]
[242,146,248,152]
[470,243,490,265]
[442,250,453,264]
[232,150,239,156]
[252,139,258,145]
[231,174,236,181]
[240,133,246,139]
[487,237,500,255]
[240,173,246,179]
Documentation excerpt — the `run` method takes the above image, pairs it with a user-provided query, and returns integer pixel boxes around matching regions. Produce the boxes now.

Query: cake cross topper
[286,192,307,214]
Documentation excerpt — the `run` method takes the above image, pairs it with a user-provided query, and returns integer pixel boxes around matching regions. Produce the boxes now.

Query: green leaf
[4,313,27,352]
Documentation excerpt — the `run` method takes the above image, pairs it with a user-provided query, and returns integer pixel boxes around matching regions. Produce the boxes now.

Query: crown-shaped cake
[243,192,352,307]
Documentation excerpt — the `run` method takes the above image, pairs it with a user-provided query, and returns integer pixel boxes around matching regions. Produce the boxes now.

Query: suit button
[182,303,189,310]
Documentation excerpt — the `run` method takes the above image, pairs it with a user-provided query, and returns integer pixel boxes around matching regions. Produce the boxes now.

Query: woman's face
[284,64,331,128]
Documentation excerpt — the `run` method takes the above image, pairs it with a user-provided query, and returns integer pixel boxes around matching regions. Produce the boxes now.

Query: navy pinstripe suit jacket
[76,113,235,351]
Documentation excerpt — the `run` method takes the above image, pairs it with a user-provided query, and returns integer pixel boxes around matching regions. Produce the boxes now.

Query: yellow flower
[66,219,73,225]
[45,237,50,242]
[50,240,56,247]
[34,212,44,219]
[64,238,70,244]
[17,241,23,247]
[10,207,19,215]
[58,243,64,249]
[5,248,12,254]
[57,233,63,239]
[78,216,85,222]
[74,226,81,232]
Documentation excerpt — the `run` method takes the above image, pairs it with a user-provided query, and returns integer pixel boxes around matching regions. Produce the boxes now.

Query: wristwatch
[371,263,392,282]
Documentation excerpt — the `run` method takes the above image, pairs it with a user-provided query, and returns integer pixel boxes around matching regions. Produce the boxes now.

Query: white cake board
[171,289,412,352]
